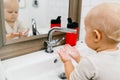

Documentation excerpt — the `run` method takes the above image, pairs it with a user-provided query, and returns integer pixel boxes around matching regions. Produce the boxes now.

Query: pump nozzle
[56,16,61,20]
[67,17,72,24]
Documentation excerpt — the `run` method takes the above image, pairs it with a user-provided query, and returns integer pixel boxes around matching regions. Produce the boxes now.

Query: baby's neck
[96,43,118,53]
[7,21,14,28]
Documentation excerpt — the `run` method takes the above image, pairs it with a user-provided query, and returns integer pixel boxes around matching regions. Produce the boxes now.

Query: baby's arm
[17,20,30,37]
[6,32,20,40]
[58,47,74,80]
[58,44,82,80]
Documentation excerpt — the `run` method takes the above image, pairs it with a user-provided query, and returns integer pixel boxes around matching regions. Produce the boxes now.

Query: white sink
[1,42,95,80]
[2,46,66,80]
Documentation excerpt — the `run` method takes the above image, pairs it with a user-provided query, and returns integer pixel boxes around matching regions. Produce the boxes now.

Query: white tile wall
[79,0,120,42]
[18,0,69,31]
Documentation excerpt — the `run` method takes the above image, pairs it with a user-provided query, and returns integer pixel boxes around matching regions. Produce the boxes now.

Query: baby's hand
[23,29,29,35]
[58,44,81,63]
[65,44,81,63]
[6,32,20,40]
[18,29,30,37]
[11,33,20,37]
[58,47,71,63]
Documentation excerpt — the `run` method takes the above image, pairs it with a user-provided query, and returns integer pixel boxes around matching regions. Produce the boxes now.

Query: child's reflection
[4,0,29,41]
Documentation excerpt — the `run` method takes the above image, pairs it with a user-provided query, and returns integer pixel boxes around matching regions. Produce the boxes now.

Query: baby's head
[4,0,19,23]
[84,3,120,51]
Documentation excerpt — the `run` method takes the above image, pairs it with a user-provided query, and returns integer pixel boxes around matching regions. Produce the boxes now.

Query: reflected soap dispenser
[66,18,78,46]
[50,16,61,28]
[32,0,39,8]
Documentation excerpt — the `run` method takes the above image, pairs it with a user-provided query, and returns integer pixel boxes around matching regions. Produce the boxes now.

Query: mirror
[4,0,70,41]
[0,0,82,60]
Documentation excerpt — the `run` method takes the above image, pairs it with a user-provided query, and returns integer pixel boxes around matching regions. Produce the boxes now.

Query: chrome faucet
[45,27,77,53]
[32,18,38,35]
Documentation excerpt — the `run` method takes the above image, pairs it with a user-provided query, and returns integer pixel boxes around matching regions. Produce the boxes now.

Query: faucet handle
[44,37,65,47]
[44,41,53,53]
[55,37,65,45]
[47,37,64,46]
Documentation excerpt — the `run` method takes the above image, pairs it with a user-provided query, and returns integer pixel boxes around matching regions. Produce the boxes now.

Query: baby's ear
[93,29,102,42]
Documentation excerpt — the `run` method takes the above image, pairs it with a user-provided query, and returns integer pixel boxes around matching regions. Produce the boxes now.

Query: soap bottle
[66,18,78,46]
[50,16,61,28]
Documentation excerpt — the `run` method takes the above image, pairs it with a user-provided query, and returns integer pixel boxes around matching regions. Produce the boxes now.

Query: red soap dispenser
[50,16,61,28]
[66,18,78,46]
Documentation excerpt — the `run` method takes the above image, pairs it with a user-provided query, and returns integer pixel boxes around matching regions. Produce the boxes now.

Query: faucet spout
[48,27,76,42]
[45,27,77,53]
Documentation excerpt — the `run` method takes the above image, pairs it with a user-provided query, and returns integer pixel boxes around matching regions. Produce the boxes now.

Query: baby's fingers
[58,48,71,63]
[23,29,30,35]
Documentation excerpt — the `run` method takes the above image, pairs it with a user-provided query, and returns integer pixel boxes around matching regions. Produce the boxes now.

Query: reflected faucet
[45,27,76,53]
[32,18,37,35]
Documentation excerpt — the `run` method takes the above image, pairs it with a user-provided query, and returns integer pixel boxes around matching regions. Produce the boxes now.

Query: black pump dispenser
[50,16,61,28]
[66,17,78,46]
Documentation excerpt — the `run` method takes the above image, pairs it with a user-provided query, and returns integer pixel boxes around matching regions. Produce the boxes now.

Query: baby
[58,3,120,80]
[4,0,29,40]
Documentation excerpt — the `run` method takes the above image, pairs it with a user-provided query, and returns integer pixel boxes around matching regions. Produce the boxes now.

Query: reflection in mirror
[0,0,81,60]
[4,0,30,41]
[4,0,69,41]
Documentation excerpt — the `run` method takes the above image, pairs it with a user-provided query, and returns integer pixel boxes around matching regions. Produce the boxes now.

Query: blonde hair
[4,0,19,8]
[85,3,120,42]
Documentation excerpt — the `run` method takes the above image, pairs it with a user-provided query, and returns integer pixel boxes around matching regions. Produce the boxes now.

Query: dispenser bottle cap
[67,17,78,29]
[51,16,61,24]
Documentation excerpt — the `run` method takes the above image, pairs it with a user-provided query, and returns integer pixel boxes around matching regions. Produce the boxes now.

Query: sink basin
[2,46,66,80]
[2,42,95,80]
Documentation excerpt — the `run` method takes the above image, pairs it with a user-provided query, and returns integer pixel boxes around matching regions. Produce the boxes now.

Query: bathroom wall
[79,0,120,42]
[18,0,69,31]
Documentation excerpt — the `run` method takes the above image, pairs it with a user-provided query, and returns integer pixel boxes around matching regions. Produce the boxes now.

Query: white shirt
[70,48,120,80]
[5,20,25,34]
